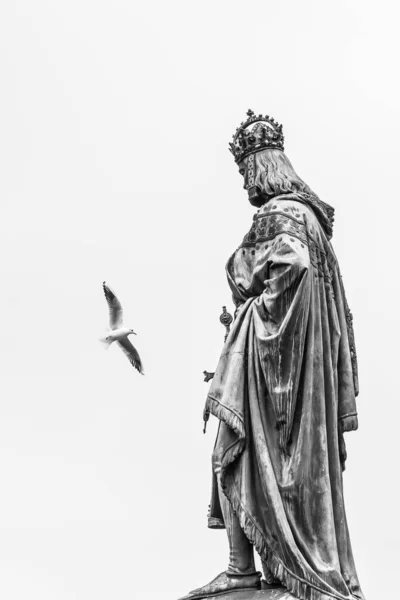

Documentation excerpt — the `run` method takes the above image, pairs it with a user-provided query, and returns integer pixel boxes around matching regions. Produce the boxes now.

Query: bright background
[0,1,398,599]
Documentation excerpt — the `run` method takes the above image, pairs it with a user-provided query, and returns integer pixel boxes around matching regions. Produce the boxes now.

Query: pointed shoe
[178,570,262,600]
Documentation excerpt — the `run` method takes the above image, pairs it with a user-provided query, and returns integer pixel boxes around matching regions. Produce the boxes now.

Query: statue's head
[230,110,311,207]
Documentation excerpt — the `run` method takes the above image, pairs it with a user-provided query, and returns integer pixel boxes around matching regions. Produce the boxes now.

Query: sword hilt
[219,305,233,342]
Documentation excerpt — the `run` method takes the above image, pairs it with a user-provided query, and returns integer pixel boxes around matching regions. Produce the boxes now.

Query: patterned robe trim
[239,203,335,286]
[341,279,359,396]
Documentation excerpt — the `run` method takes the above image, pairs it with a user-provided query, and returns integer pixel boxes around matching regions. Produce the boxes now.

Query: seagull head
[129,329,137,335]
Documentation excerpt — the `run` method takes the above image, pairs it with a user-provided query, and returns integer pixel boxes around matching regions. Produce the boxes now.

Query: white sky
[0,1,399,599]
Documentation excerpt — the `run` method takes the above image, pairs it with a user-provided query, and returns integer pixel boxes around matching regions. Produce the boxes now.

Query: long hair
[254,149,335,239]
[254,149,315,198]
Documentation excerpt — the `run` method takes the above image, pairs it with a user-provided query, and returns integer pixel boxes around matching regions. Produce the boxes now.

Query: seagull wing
[117,338,144,374]
[102,282,123,330]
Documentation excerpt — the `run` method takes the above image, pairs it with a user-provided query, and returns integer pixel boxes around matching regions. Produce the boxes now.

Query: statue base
[181,585,297,600]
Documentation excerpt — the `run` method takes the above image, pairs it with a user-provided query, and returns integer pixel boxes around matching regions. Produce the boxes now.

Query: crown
[229,109,285,163]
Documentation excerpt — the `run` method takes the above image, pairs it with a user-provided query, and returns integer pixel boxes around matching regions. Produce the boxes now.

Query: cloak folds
[205,194,364,600]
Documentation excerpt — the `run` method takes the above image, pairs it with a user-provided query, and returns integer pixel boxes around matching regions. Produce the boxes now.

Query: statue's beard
[247,185,268,208]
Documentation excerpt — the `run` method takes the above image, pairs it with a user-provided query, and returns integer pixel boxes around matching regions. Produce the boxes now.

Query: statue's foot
[178,570,262,600]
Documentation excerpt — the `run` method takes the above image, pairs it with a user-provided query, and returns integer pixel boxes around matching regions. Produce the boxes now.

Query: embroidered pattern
[247,153,255,187]
[308,239,334,286]
[240,203,339,291]
[241,210,308,248]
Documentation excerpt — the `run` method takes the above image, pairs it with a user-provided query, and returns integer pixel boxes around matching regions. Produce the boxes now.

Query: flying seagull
[100,282,144,374]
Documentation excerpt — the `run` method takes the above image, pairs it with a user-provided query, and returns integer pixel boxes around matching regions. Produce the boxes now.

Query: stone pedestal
[185,587,297,600]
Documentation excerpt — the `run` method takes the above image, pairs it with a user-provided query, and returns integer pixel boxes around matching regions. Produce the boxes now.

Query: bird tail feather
[99,336,113,350]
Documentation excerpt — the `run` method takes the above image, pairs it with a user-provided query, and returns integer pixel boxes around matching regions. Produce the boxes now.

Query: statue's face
[237,153,269,208]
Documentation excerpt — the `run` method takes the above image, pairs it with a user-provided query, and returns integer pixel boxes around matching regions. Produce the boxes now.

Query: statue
[178,111,365,600]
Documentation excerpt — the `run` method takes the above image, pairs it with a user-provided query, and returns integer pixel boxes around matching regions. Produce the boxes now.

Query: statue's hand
[339,415,358,433]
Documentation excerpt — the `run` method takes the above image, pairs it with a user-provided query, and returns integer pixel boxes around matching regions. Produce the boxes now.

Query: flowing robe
[206,194,364,600]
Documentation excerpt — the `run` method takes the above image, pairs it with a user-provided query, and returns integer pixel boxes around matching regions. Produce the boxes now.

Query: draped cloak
[205,193,364,600]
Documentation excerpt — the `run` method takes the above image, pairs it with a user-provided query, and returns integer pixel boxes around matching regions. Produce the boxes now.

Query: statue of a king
[178,110,365,600]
